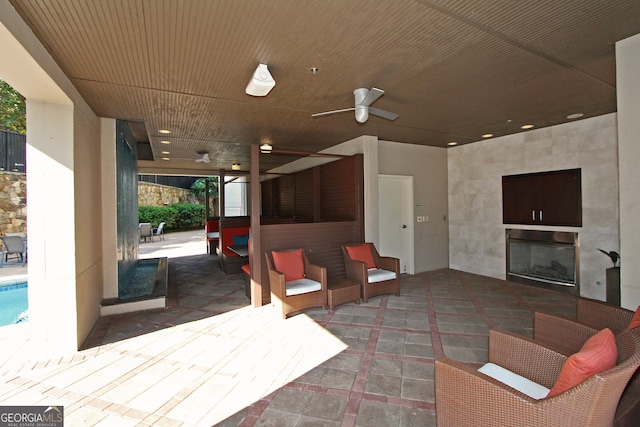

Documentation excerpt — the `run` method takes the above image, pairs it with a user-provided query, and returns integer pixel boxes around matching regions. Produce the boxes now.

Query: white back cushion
[478,362,550,400]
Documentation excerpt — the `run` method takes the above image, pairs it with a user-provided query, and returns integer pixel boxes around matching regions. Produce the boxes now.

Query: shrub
[138,203,204,231]
[171,203,206,230]
[138,205,174,228]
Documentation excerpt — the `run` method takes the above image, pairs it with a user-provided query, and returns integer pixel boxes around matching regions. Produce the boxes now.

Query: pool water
[0,283,28,326]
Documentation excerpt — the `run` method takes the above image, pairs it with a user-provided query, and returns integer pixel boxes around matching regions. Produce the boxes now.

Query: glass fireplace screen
[508,240,576,285]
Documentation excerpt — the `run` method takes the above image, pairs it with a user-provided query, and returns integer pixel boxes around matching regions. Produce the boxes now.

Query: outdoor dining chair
[139,223,153,243]
[153,222,166,241]
[0,235,27,267]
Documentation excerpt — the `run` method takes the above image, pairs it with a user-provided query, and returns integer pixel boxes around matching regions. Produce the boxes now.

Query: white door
[378,175,413,274]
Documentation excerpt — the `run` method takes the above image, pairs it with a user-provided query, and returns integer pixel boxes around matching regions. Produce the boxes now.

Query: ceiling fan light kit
[245,63,275,96]
[312,87,399,123]
[195,152,210,163]
[353,88,370,123]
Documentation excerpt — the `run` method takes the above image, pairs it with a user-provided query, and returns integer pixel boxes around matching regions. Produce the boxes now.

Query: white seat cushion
[285,278,322,296]
[367,268,396,283]
[478,362,550,400]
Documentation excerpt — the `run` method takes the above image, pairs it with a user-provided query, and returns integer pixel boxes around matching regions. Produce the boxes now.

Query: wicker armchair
[533,298,639,427]
[265,249,327,319]
[435,328,640,427]
[341,243,400,303]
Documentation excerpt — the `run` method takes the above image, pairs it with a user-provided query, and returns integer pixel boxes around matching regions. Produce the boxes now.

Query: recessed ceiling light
[161,140,170,144]
[482,133,494,138]
[567,113,584,119]
[162,157,170,161]
[161,151,170,155]
[448,141,458,146]
[521,124,535,129]
[159,129,171,134]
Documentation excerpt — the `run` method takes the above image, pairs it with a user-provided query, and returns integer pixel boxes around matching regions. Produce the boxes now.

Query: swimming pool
[0,282,28,326]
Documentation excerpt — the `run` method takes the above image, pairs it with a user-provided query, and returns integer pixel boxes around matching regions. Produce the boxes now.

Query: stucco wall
[73,102,103,347]
[617,33,640,310]
[378,141,449,273]
[448,113,619,301]
[1,0,104,356]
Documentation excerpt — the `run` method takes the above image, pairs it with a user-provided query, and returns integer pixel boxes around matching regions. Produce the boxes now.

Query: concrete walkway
[0,252,27,284]
[138,228,208,260]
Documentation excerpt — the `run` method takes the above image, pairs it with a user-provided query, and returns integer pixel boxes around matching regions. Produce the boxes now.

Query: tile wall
[448,113,619,301]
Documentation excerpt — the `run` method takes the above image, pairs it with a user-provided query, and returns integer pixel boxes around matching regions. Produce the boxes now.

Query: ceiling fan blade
[368,107,399,121]
[360,87,385,107]
[311,107,355,117]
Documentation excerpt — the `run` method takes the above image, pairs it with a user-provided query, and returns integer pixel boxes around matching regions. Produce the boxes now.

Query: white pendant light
[245,64,275,96]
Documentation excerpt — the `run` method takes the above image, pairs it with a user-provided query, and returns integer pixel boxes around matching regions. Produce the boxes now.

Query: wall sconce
[232,162,241,171]
[245,64,275,96]
[260,143,273,153]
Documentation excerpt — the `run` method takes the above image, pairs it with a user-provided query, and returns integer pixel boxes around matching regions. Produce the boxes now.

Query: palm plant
[598,249,620,267]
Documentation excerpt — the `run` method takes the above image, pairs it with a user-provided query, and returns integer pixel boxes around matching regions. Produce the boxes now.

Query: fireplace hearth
[506,229,579,294]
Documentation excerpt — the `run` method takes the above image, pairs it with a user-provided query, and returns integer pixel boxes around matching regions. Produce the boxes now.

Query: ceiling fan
[195,152,210,163]
[312,87,399,123]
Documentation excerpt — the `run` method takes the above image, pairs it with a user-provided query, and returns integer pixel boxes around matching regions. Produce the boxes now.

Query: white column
[101,118,118,299]
[617,33,640,310]
[26,99,78,357]
[362,135,380,245]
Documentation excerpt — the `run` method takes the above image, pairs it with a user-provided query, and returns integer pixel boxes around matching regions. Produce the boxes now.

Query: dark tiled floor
[215,268,577,427]
[0,237,577,426]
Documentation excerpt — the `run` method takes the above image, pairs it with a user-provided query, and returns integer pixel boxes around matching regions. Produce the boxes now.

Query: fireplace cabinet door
[502,169,582,226]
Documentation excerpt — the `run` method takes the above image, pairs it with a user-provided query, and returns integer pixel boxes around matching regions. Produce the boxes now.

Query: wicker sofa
[533,298,639,427]
[435,328,640,427]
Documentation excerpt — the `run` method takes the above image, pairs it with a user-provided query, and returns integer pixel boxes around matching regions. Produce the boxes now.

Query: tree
[191,177,219,216]
[0,79,26,134]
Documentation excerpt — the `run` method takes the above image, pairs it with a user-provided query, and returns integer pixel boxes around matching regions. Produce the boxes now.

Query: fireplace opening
[506,229,579,294]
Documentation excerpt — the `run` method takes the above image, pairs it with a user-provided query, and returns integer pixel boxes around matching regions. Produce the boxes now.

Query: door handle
[539,211,543,221]
[402,224,407,229]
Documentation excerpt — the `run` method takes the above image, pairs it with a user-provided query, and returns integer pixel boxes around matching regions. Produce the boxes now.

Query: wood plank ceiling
[8,0,640,174]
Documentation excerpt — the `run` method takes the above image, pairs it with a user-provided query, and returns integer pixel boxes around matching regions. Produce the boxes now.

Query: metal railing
[0,130,26,172]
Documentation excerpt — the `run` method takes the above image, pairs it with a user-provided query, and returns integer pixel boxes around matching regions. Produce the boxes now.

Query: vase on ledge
[606,266,621,307]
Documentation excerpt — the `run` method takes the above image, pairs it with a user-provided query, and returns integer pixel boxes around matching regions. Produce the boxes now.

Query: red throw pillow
[272,249,305,282]
[346,244,376,269]
[547,328,617,397]
[629,306,640,330]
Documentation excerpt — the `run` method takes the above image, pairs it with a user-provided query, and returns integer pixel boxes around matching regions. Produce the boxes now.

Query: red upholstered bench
[219,226,250,274]
[220,227,250,257]
[205,219,219,254]
[241,264,251,299]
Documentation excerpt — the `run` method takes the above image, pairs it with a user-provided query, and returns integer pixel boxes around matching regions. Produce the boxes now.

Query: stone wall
[138,182,200,206]
[0,172,26,234]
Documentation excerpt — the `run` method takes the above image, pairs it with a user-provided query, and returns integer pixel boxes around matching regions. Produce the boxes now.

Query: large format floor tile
[0,232,577,426]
